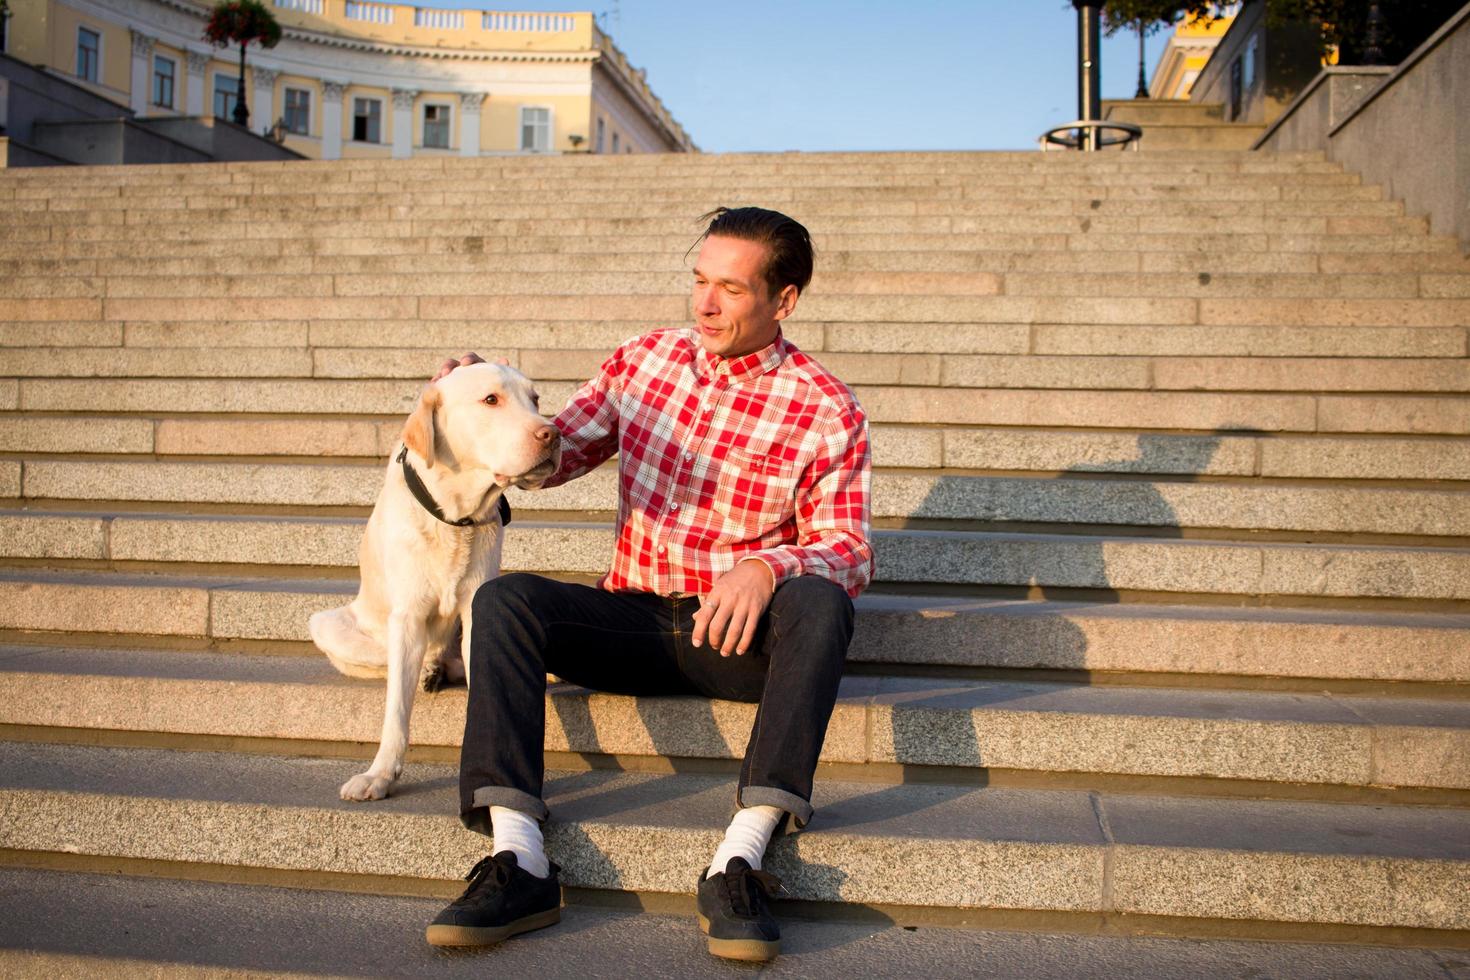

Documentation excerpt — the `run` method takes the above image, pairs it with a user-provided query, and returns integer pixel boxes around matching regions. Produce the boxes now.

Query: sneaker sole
[425,907,561,947]
[697,912,779,963]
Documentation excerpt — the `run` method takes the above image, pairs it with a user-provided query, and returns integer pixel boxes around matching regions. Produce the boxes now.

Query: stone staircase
[1,150,1468,962]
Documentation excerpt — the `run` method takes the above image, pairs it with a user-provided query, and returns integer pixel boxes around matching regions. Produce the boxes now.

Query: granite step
[6,345,1470,395]
[10,215,1432,246]
[6,868,1462,979]
[11,183,1395,221]
[2,231,1456,263]
[3,569,1467,684]
[3,246,1464,278]
[8,316,1469,359]
[3,510,1468,602]
[7,269,1460,302]
[0,741,1465,936]
[12,292,1470,330]
[2,643,1465,792]
[11,378,1469,437]
[4,416,1469,481]
[10,459,1470,538]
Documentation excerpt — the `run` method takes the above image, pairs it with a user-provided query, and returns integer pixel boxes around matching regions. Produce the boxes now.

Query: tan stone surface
[0,513,106,559]
[0,299,101,321]
[123,321,309,347]
[1317,396,1470,435]
[1152,358,1470,392]
[1260,546,1470,600]
[1199,299,1470,328]
[1259,436,1470,480]
[1034,324,1466,357]
[1105,795,1470,929]
[102,297,418,322]
[0,418,153,454]
[18,378,422,414]
[24,460,382,507]
[108,515,362,567]
[0,577,207,635]
[0,322,122,347]
[942,429,1257,476]
[155,418,380,457]
[0,347,313,379]
[0,462,18,498]
[939,355,1150,390]
[855,387,1316,431]
[823,322,1029,355]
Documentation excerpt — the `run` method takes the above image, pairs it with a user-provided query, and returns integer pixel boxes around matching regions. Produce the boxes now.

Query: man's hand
[431,352,510,383]
[691,559,776,657]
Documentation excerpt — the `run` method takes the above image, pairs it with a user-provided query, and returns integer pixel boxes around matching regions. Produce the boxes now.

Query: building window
[423,103,450,148]
[353,97,382,142]
[284,87,311,135]
[77,27,101,83]
[213,73,238,120]
[595,117,604,153]
[152,55,175,109]
[1244,35,1258,90]
[611,131,619,154]
[520,106,550,152]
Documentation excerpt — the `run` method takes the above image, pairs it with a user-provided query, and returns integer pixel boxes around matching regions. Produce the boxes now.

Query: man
[425,207,874,963]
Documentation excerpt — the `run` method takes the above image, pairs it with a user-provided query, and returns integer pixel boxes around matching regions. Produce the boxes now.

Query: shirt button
[683,452,693,462]
[657,546,667,555]
[703,405,713,415]
[670,503,680,513]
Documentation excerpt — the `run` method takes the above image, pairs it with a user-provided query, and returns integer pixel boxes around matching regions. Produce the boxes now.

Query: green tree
[203,0,282,129]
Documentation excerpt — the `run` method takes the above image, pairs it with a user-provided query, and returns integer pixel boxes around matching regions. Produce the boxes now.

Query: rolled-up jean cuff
[739,786,813,829]
[463,786,549,835]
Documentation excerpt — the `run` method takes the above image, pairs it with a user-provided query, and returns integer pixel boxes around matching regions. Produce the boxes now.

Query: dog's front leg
[341,610,426,801]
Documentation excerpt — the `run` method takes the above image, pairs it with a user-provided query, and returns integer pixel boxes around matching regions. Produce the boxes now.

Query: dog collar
[397,446,511,528]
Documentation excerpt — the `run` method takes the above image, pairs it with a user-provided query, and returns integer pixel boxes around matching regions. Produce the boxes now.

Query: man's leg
[677,575,856,962]
[431,572,688,948]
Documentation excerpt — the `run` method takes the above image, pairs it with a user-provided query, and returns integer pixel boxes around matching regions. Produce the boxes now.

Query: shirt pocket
[713,444,803,532]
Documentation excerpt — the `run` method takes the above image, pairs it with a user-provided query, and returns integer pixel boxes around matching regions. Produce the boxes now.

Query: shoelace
[722,865,784,917]
[455,854,512,902]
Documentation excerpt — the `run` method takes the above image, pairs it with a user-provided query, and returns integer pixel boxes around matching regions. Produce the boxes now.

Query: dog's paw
[421,661,447,693]
[339,772,393,801]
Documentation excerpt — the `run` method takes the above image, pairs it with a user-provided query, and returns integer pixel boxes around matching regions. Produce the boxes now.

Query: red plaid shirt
[545,327,874,598]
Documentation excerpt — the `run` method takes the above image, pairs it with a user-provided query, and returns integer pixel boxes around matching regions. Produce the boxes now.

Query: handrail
[1038,120,1143,151]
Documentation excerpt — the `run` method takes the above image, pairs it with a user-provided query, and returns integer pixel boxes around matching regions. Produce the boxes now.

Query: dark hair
[691,206,814,297]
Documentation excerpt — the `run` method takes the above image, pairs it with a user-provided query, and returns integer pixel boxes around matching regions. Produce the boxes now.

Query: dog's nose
[534,425,559,446]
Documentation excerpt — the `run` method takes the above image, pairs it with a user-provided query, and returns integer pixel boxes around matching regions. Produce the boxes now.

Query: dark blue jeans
[459,572,855,835]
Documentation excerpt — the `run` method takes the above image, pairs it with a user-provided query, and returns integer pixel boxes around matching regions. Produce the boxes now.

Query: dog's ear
[402,385,442,468]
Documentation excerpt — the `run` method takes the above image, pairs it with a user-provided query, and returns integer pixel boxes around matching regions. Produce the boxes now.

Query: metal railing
[1039,120,1142,151]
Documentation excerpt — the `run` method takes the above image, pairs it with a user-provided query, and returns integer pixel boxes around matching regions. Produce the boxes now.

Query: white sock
[706,804,783,878]
[489,805,549,879]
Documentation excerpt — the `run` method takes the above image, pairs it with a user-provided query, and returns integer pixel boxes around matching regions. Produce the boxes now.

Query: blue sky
[432,1,1177,152]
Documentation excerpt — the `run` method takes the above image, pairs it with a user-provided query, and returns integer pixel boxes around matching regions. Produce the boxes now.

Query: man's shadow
[811,430,1244,896]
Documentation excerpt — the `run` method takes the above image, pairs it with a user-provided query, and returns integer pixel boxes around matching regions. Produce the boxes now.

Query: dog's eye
[531,394,540,407]
[484,394,499,406]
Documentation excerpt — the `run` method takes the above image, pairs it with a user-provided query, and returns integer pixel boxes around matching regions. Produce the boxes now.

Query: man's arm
[692,403,874,656]
[743,404,875,595]
[538,344,630,489]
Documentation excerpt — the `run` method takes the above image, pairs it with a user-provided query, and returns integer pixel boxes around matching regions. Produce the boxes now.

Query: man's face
[691,234,797,359]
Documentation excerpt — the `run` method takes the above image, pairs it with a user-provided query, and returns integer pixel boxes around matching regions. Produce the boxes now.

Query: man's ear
[773,283,799,321]
[402,386,442,468]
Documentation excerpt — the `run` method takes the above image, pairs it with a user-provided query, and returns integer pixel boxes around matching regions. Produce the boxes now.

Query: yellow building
[2,0,694,158]
[1149,5,1238,99]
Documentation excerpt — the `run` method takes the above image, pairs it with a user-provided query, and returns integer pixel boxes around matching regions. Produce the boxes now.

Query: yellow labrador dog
[310,362,560,801]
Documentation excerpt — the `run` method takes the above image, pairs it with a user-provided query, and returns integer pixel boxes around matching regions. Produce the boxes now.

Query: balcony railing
[414,8,464,29]
[272,0,324,13]
[482,12,575,32]
[344,1,394,25]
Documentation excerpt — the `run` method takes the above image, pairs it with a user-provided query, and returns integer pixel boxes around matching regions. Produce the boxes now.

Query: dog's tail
[309,606,388,678]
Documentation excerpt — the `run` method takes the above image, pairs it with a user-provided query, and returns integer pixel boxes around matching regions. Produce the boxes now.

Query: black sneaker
[696,857,783,962]
[425,851,561,947]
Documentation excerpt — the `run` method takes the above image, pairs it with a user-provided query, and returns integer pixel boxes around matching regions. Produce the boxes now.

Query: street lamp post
[1073,0,1102,150]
